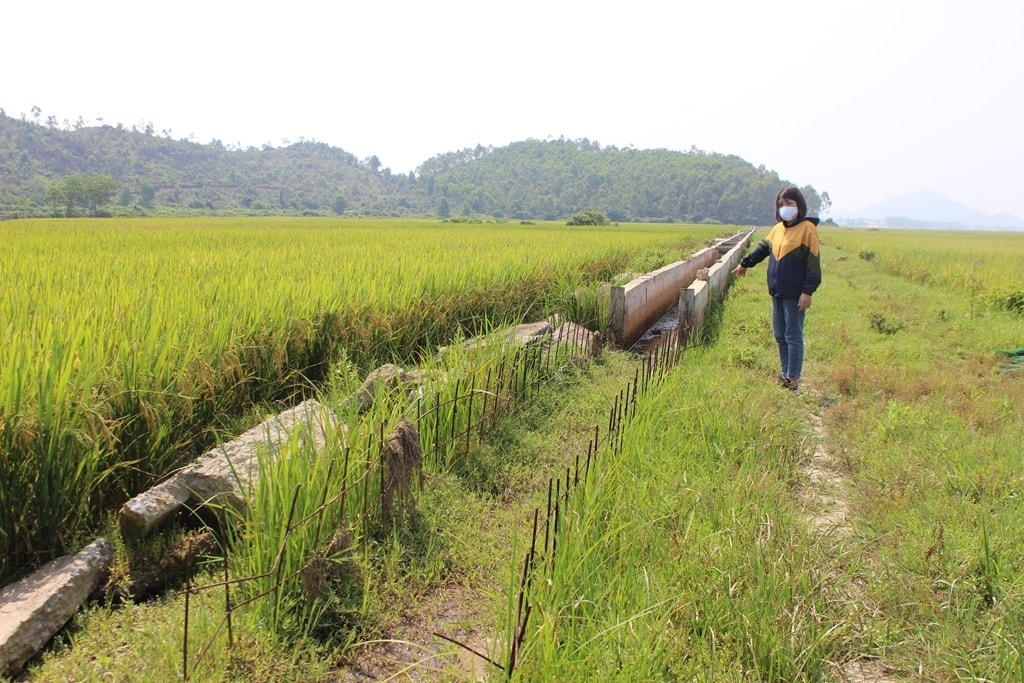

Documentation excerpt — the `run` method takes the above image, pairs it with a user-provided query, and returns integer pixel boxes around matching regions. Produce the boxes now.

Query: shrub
[566,209,609,226]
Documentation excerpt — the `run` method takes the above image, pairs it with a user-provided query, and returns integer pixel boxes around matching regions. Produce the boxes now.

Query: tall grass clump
[0,217,726,581]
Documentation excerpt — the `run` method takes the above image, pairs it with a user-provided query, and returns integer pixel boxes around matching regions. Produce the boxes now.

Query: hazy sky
[4,0,1022,218]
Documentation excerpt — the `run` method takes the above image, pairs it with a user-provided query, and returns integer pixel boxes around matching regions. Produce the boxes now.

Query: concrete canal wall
[609,229,754,350]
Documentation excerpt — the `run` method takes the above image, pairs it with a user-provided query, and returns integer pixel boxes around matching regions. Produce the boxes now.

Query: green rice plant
[0,217,725,581]
[31,226,1024,679]
[828,227,1024,314]
[223,408,387,644]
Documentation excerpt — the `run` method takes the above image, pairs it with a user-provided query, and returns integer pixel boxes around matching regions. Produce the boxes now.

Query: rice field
[824,227,1024,314]
[20,224,1024,681]
[0,216,725,583]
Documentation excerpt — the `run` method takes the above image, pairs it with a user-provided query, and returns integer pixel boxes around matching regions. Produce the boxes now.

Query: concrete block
[0,538,113,677]
[119,399,336,537]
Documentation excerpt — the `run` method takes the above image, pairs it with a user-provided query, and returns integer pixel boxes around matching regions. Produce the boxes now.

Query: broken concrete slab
[0,538,113,677]
[119,398,337,538]
[552,322,601,357]
[353,363,407,413]
[510,321,553,344]
[459,321,554,352]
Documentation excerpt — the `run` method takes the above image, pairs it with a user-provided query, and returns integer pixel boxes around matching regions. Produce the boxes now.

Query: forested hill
[420,139,821,224]
[0,110,821,223]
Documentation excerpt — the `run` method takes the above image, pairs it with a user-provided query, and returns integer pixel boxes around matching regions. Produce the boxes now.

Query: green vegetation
[566,208,609,226]
[0,111,821,223]
[502,228,1024,679]
[828,228,1024,316]
[0,217,721,585]
[423,139,822,224]
[44,173,118,216]
[16,226,1024,681]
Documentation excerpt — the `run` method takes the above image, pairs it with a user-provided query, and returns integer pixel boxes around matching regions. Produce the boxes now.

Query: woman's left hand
[798,293,812,311]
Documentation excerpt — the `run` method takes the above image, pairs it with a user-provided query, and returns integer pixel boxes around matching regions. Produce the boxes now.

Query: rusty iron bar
[478,367,492,443]
[545,332,553,376]
[363,437,372,540]
[513,507,541,677]
[543,478,553,560]
[447,378,461,465]
[224,547,233,650]
[183,537,192,682]
[432,389,442,463]
[552,478,561,561]
[564,467,571,506]
[510,514,537,677]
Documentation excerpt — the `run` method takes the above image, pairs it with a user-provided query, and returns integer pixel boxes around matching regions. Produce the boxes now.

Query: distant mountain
[841,190,1024,230]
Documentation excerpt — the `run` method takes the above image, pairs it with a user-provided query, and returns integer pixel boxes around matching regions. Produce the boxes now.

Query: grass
[21,226,1024,681]
[503,227,1024,680]
[805,232,1024,679]
[508,340,843,680]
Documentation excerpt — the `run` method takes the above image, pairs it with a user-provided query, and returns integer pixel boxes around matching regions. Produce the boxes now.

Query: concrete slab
[0,538,113,677]
[119,398,336,538]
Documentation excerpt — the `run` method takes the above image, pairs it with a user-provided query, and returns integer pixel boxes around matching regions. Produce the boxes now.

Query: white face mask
[778,206,799,222]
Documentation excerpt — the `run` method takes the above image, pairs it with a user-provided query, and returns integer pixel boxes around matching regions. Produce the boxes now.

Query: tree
[45,174,118,216]
[139,182,156,208]
[819,191,832,220]
[117,186,133,206]
[83,174,118,214]
[332,195,348,215]
[46,175,86,217]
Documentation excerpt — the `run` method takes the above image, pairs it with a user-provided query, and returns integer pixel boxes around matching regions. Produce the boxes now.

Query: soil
[334,584,495,682]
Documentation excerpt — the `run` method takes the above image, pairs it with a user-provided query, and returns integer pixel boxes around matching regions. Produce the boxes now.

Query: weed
[987,286,1024,316]
[868,311,905,335]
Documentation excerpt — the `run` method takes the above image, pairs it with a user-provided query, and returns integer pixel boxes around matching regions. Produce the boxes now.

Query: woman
[732,186,821,392]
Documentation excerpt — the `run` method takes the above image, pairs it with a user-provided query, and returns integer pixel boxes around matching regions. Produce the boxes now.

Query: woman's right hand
[732,264,747,277]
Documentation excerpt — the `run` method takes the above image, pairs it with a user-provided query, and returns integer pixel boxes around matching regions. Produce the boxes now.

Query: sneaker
[778,373,792,388]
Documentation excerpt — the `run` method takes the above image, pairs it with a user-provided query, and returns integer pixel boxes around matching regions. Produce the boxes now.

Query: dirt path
[336,583,495,682]
[799,389,901,683]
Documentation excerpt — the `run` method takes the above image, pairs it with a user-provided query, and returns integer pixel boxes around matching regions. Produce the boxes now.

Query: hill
[0,111,821,223]
[842,190,1024,230]
[417,139,820,224]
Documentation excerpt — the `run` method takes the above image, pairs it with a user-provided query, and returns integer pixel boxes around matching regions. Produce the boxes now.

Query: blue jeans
[772,297,805,380]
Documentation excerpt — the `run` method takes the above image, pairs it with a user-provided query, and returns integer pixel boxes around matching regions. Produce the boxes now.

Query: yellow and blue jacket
[740,217,821,299]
